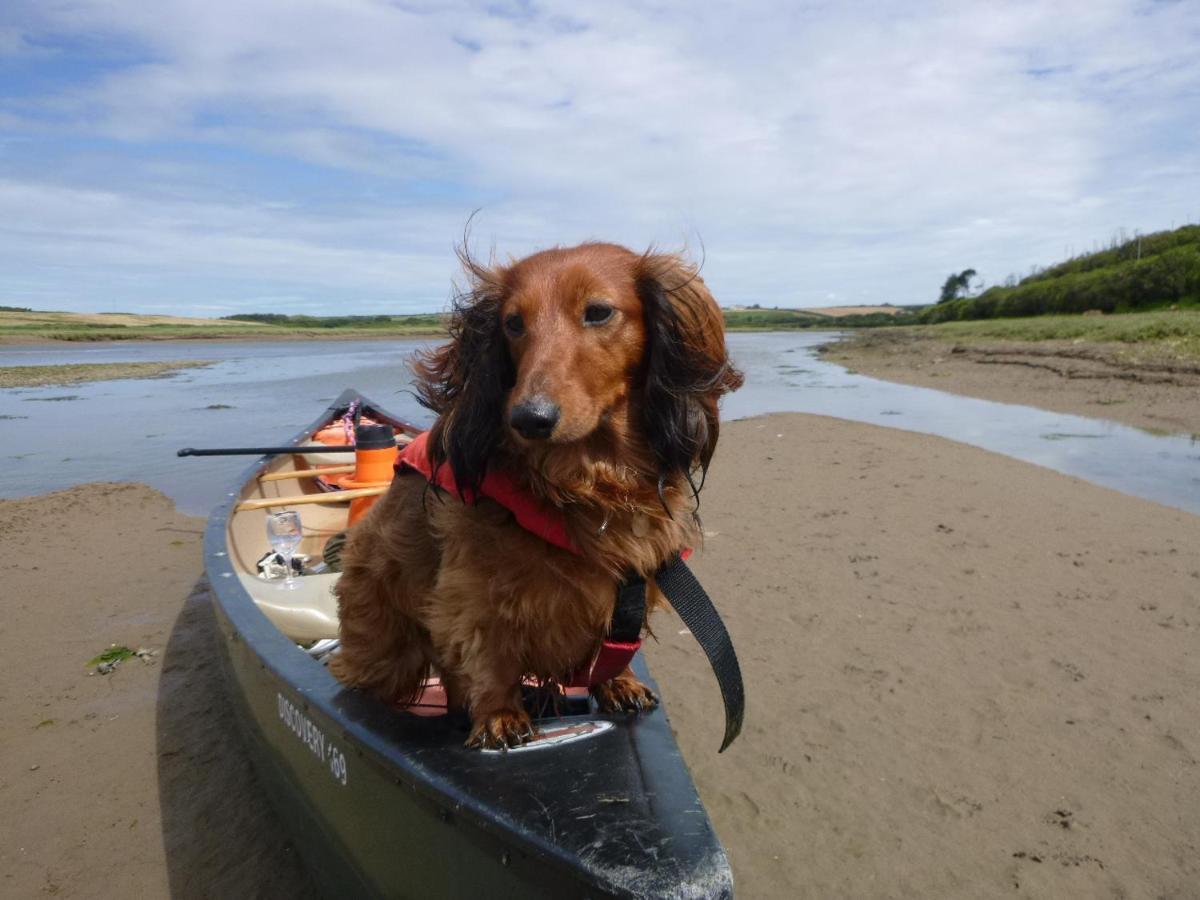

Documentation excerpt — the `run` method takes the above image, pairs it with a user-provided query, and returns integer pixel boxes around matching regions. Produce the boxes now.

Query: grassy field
[892,309,1200,363]
[1,307,920,342]
[795,305,911,318]
[5,306,1194,356]
[0,310,447,342]
[723,307,916,330]
[722,309,830,329]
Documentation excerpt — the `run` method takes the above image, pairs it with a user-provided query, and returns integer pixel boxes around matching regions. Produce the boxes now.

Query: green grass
[5,306,922,340]
[0,311,447,342]
[722,308,916,330]
[916,310,1200,362]
[1,323,249,341]
[9,322,446,342]
[223,312,445,330]
[722,309,829,329]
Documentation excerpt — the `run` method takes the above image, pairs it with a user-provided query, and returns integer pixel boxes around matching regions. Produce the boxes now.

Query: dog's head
[414,242,743,497]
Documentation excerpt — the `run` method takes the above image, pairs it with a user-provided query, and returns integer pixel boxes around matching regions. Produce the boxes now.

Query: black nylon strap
[654,554,744,752]
[611,574,647,643]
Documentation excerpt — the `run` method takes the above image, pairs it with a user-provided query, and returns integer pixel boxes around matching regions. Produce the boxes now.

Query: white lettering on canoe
[277,692,348,786]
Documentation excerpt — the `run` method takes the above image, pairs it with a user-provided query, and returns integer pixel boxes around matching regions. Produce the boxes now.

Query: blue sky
[1,0,1198,316]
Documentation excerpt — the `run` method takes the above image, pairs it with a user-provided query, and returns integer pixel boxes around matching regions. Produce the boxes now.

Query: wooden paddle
[235,485,388,512]
[259,465,356,482]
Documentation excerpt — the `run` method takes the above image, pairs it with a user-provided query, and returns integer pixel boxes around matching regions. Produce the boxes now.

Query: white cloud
[1,0,1198,312]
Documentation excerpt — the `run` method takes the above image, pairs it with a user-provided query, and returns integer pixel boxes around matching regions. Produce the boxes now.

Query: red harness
[395,432,640,687]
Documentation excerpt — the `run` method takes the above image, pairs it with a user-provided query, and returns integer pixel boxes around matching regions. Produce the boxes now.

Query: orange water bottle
[342,423,397,525]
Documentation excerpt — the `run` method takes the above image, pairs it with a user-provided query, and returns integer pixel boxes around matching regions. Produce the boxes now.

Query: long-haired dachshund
[330,242,742,749]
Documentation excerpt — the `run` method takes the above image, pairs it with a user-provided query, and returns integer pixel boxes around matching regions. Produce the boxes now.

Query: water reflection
[0,339,436,513]
[723,332,1200,516]
[1,333,1197,516]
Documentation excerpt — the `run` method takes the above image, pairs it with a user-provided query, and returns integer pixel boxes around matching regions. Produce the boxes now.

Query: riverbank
[821,319,1200,435]
[3,414,1198,897]
[0,361,213,389]
[0,326,445,345]
[0,310,444,344]
[1,307,895,344]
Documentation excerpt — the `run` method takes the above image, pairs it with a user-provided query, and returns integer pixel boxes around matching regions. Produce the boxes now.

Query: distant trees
[938,269,977,304]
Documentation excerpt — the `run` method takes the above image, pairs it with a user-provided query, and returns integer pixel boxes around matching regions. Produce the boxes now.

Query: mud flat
[821,328,1200,435]
[0,361,213,388]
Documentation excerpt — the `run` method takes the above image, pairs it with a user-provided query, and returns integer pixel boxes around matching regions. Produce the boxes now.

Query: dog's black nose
[509,397,560,439]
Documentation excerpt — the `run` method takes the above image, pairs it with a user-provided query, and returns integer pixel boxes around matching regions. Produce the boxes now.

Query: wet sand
[3,417,1199,898]
[821,330,1200,435]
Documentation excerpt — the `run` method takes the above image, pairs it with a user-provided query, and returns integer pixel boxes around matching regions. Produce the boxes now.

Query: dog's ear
[636,252,744,487]
[412,250,513,496]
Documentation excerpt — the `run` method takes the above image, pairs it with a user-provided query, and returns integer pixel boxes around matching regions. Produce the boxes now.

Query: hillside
[922,224,1200,324]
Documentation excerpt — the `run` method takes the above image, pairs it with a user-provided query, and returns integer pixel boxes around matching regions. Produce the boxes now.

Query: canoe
[204,388,734,899]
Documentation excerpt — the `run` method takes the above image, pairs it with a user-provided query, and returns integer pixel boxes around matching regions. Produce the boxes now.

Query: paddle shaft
[179,433,410,458]
[178,445,357,457]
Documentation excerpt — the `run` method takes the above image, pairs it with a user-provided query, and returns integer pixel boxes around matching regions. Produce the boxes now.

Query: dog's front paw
[591,674,658,714]
[466,708,535,750]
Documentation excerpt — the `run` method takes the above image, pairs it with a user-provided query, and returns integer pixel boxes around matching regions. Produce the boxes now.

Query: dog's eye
[503,313,525,336]
[583,302,614,326]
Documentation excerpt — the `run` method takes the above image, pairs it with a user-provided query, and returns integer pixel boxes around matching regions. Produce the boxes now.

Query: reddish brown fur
[330,242,742,749]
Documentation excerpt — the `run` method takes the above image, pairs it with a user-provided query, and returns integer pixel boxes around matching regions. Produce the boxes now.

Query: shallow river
[1,332,1197,516]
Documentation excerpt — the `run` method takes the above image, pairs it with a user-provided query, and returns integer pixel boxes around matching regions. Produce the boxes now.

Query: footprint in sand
[1051,659,1086,682]
[717,790,762,817]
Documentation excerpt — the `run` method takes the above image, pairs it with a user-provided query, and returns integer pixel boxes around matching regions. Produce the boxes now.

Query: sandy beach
[3,414,1198,898]
[0,484,313,899]
[821,329,1200,436]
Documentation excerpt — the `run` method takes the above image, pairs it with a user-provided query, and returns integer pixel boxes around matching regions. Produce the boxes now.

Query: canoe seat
[236,572,341,642]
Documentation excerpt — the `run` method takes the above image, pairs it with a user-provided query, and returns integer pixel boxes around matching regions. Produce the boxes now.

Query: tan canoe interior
[226,449,364,643]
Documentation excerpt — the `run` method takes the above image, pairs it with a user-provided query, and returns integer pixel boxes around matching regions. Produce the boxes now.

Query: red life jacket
[395,432,638,687]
